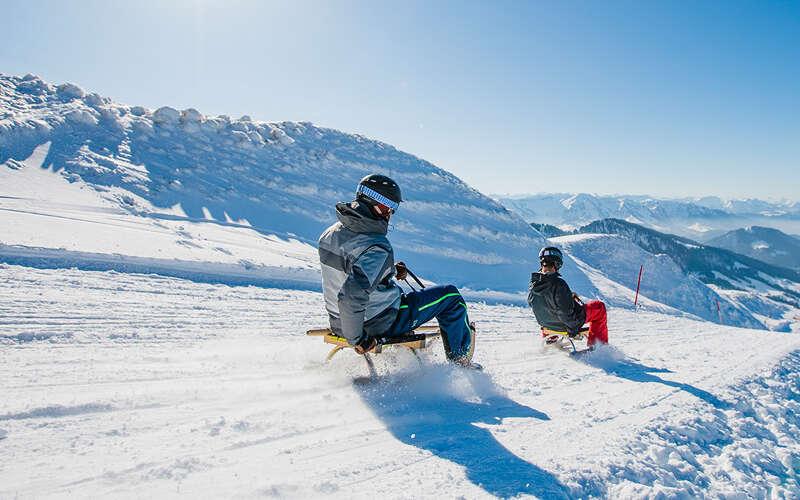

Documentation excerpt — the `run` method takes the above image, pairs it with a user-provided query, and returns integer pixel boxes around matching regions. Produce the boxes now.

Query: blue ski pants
[386,285,473,360]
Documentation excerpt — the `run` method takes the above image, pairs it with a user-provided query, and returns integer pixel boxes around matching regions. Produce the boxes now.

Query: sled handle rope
[402,266,425,291]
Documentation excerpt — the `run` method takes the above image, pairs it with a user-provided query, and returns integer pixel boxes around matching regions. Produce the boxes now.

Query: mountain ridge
[708,226,800,272]
[497,192,800,240]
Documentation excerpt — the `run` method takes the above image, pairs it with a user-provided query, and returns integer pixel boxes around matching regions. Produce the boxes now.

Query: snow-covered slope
[551,233,765,329]
[574,219,800,332]
[708,226,800,272]
[496,193,800,240]
[0,74,546,293]
[2,264,800,499]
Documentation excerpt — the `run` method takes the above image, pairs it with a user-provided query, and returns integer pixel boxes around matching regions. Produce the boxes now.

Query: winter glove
[394,261,408,281]
[354,336,377,355]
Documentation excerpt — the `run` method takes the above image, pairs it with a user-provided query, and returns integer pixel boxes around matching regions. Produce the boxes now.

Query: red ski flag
[634,264,643,308]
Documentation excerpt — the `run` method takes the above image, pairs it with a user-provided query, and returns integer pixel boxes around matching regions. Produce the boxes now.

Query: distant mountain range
[577,219,800,291]
[497,193,800,241]
[708,226,800,272]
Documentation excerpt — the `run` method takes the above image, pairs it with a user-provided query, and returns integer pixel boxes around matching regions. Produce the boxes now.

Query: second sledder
[528,246,609,351]
[318,174,480,369]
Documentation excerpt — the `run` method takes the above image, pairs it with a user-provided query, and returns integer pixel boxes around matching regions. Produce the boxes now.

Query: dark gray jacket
[528,271,587,334]
[318,200,402,346]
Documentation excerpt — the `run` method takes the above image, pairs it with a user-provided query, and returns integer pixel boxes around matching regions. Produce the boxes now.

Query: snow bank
[56,82,85,99]
[603,352,800,498]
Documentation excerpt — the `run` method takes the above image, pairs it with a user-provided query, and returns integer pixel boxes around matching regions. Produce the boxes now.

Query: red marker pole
[634,264,643,309]
[716,299,722,324]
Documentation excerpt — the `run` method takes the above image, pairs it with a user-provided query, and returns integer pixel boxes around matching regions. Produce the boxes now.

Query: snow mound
[56,82,85,99]
[152,106,180,124]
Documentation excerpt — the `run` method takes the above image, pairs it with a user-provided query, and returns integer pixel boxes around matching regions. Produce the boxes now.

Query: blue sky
[2,0,798,200]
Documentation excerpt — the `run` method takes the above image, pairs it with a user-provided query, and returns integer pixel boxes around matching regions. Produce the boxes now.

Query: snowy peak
[1,74,547,293]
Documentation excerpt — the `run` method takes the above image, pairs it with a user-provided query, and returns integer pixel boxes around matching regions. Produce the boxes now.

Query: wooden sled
[541,326,590,354]
[306,325,441,375]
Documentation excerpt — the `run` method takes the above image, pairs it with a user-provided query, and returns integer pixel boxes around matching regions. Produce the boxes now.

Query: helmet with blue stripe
[356,174,402,216]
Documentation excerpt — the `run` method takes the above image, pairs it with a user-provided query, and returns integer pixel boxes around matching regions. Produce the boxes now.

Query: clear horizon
[2,0,798,201]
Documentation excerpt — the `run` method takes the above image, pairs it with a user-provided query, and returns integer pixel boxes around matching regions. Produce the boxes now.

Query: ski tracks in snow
[1,265,800,498]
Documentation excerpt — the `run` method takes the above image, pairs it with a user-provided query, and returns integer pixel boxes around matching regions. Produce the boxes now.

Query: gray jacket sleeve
[338,245,393,345]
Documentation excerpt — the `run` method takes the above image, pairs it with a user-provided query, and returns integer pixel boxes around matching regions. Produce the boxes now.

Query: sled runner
[306,325,441,375]
[541,326,591,354]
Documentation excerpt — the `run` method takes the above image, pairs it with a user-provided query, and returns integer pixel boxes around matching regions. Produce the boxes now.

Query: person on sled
[528,246,608,347]
[318,174,479,369]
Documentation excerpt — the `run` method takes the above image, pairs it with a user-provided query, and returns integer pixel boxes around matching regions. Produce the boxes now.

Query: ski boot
[453,322,482,370]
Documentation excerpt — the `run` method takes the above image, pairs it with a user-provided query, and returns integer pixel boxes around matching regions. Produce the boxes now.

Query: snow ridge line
[588,350,800,498]
[0,243,322,291]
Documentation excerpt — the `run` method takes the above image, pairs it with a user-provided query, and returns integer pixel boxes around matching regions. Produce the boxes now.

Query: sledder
[314,174,480,370]
[528,246,608,354]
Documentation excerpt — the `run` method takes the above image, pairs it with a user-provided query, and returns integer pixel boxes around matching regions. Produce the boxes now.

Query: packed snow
[2,265,800,498]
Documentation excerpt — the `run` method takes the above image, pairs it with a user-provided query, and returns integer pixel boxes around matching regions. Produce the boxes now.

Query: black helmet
[539,246,563,270]
[356,174,402,212]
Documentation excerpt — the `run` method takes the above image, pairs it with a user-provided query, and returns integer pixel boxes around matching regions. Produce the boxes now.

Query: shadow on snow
[575,347,731,409]
[354,367,572,499]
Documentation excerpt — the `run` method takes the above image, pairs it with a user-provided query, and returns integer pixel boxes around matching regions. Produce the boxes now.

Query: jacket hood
[335,200,388,235]
[531,271,560,296]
